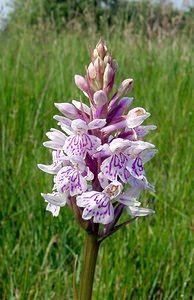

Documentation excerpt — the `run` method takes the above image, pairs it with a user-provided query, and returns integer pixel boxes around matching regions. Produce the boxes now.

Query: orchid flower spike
[38,39,157,237]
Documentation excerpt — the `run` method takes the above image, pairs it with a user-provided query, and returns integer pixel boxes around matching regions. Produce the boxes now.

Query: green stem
[79,232,100,300]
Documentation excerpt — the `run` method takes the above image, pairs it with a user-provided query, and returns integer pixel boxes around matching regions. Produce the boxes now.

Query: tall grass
[0,10,193,300]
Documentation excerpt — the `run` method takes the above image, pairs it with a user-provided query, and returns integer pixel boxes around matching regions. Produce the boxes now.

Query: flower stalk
[79,230,99,300]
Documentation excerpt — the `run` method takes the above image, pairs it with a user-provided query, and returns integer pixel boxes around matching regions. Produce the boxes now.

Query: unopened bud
[94,57,104,73]
[103,63,114,87]
[94,90,107,108]
[54,103,79,119]
[96,40,107,59]
[87,62,96,79]
[74,75,89,96]
[93,49,99,59]
[117,79,134,97]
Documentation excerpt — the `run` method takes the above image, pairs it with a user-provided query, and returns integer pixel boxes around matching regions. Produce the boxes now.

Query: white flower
[99,138,155,187]
[41,192,67,217]
[63,119,106,158]
[54,156,94,197]
[38,150,68,174]
[76,182,122,224]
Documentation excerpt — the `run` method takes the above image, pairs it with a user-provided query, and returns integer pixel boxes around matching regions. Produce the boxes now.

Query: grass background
[0,3,193,299]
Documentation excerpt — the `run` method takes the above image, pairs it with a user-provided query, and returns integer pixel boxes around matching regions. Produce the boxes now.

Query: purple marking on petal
[56,166,85,195]
[132,157,144,177]
[64,133,100,157]
[101,152,130,182]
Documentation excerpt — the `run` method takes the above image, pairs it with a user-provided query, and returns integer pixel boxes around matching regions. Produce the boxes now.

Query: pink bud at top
[117,78,134,97]
[74,75,90,97]
[94,57,104,73]
[93,49,98,59]
[94,90,107,107]
[103,63,114,88]
[87,62,96,80]
[95,40,107,59]
[54,103,80,119]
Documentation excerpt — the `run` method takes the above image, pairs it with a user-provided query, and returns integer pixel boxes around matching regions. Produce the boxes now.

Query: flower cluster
[38,40,157,228]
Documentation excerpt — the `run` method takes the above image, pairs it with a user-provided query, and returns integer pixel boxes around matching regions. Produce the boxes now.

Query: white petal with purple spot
[55,166,88,196]
[77,191,114,224]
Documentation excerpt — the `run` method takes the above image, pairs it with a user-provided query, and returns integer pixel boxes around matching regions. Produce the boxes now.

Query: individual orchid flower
[43,128,67,150]
[101,107,150,134]
[76,181,122,224]
[63,119,106,158]
[41,192,67,217]
[54,156,94,197]
[98,138,155,185]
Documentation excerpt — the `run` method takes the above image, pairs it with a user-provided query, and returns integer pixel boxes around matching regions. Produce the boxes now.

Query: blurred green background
[0,0,193,299]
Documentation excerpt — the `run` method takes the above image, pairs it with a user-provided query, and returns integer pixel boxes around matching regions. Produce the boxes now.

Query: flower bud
[95,40,107,59]
[54,103,80,119]
[117,78,134,97]
[94,57,104,73]
[93,48,98,59]
[87,62,96,80]
[74,75,89,97]
[103,63,114,88]
[94,90,107,107]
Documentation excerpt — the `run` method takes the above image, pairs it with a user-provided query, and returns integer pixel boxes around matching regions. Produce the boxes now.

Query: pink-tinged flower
[63,119,106,158]
[72,100,91,116]
[76,182,122,224]
[93,90,108,119]
[101,107,150,134]
[46,203,60,217]
[116,186,141,206]
[54,102,80,119]
[74,75,90,98]
[54,157,94,196]
[109,78,134,108]
[116,186,154,216]
[41,192,67,217]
